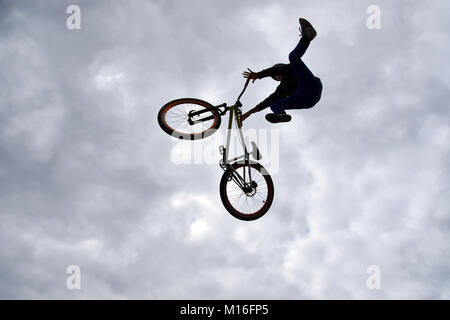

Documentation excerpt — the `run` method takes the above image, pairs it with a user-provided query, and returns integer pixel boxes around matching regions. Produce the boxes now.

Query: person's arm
[241,105,261,122]
[242,68,259,83]
[256,65,284,79]
[241,87,286,121]
[242,64,284,82]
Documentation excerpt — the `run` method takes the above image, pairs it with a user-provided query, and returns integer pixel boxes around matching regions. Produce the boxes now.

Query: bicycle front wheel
[219,162,274,221]
[158,98,221,140]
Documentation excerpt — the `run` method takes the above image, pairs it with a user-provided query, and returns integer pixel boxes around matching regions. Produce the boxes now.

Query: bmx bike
[157,78,274,221]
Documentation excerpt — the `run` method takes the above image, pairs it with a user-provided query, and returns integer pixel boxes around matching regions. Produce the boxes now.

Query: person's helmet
[271,63,284,80]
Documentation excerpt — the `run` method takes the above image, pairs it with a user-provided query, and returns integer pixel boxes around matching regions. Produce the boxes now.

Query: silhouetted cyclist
[241,18,323,123]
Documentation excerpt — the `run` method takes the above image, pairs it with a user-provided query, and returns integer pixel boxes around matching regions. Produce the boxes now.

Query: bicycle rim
[158,98,221,140]
[220,163,274,221]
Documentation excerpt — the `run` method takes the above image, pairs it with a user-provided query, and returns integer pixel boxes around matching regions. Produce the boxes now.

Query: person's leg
[266,96,292,123]
[266,90,318,123]
[289,37,316,88]
[289,18,318,92]
[289,36,310,63]
[265,19,321,123]
[269,92,307,114]
[269,97,288,114]
[270,90,313,112]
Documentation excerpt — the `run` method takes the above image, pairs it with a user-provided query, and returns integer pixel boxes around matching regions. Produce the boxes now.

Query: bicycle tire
[219,162,274,221]
[158,98,221,140]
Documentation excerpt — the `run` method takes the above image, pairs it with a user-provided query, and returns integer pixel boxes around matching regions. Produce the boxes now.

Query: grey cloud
[0,0,449,299]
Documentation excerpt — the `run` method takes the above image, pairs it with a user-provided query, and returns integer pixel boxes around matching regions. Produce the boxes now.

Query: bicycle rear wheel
[158,98,221,140]
[219,162,274,221]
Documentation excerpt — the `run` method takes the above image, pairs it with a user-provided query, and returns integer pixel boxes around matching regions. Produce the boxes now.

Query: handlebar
[236,77,251,104]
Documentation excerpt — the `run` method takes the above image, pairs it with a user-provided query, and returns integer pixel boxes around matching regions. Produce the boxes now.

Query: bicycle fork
[218,98,262,194]
[219,148,254,193]
[219,141,259,194]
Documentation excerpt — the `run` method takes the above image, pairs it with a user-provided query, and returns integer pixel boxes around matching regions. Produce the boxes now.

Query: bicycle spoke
[164,102,216,135]
[225,166,270,215]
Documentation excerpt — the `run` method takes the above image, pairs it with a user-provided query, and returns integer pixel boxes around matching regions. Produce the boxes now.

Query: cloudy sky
[1,0,449,299]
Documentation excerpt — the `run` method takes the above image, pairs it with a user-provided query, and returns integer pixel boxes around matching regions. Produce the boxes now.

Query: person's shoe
[299,18,317,41]
[265,113,292,123]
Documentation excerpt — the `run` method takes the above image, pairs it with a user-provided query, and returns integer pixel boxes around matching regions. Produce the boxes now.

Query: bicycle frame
[187,79,260,192]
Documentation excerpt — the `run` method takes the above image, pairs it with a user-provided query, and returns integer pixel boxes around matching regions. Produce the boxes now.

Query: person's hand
[240,112,250,122]
[242,68,259,83]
